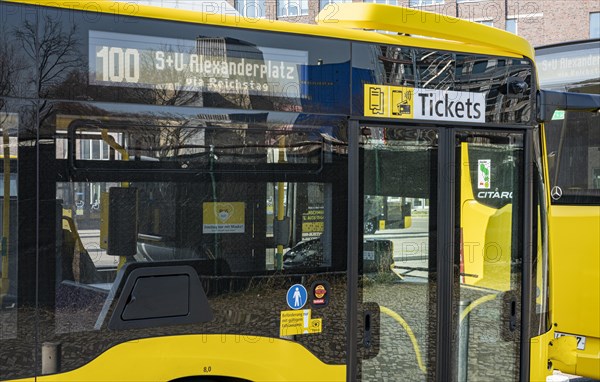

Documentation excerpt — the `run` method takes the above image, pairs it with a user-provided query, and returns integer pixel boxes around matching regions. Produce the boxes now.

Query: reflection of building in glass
[152,0,600,47]
[235,0,266,18]
[115,0,239,14]
[113,0,599,45]
[196,38,228,64]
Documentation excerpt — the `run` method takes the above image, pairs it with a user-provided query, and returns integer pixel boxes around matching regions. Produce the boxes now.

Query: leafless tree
[14,15,83,128]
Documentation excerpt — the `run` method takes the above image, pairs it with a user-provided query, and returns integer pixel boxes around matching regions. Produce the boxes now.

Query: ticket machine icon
[392,89,412,116]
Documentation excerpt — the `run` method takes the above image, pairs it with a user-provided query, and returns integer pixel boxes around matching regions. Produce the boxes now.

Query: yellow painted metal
[101,130,129,187]
[480,204,513,291]
[276,138,286,270]
[100,129,129,269]
[460,144,491,285]
[0,115,17,304]
[541,112,600,380]
[6,0,523,59]
[12,335,345,382]
[62,215,92,284]
[570,336,600,378]
[316,3,534,60]
[549,205,600,339]
[548,204,600,378]
[0,131,10,302]
[530,330,555,381]
[460,197,496,285]
[549,335,578,367]
[62,208,72,230]
[459,143,512,290]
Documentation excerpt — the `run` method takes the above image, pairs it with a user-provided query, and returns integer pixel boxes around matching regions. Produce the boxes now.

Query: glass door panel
[455,131,524,381]
[0,104,35,380]
[359,126,438,381]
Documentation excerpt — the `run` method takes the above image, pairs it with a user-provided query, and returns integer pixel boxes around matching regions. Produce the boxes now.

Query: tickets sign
[364,84,486,123]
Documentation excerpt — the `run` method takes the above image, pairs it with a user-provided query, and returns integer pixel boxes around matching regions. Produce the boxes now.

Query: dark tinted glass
[545,110,600,205]
[352,43,534,124]
[0,3,38,99]
[35,100,349,374]
[455,130,525,381]
[359,125,438,381]
[466,135,524,209]
[0,99,36,380]
[13,4,350,114]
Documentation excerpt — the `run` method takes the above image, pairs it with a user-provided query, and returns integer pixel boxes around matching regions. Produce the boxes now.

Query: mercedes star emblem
[551,186,563,200]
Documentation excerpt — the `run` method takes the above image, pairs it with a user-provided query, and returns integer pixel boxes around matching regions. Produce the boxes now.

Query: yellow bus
[0,1,597,381]
[536,39,600,380]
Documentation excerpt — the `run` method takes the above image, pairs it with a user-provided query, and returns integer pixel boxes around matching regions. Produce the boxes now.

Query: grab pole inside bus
[0,127,10,304]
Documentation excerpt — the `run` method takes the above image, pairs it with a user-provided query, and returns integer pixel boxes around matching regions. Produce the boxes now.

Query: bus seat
[61,218,102,284]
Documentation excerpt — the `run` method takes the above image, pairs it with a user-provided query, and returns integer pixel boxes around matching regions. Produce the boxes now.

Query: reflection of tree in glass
[14,16,83,127]
[0,26,29,98]
[136,44,202,107]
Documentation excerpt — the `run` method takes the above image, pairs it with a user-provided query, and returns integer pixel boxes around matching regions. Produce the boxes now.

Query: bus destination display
[89,31,308,97]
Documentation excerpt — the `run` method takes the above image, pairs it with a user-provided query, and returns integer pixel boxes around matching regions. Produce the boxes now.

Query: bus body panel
[460,143,517,292]
[549,205,600,378]
[461,199,496,286]
[480,204,513,291]
[13,335,345,382]
[530,331,555,381]
[537,39,600,380]
[315,3,535,60]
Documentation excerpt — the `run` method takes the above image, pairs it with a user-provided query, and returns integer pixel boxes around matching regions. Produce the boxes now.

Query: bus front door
[454,131,526,381]
[359,125,438,381]
[357,125,527,381]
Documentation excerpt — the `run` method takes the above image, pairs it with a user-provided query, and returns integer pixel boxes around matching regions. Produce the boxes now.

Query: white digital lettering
[124,49,140,82]
[174,52,185,71]
[477,191,513,199]
[155,51,165,70]
[90,31,307,96]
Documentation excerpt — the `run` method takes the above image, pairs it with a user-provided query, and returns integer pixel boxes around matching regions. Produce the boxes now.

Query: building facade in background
[226,0,600,47]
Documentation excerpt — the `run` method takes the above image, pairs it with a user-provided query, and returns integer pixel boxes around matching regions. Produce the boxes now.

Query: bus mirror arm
[537,90,600,122]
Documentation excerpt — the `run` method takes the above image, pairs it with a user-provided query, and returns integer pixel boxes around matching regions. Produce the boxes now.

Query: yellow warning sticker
[203,202,245,233]
[280,309,323,336]
[364,84,414,119]
[308,318,322,333]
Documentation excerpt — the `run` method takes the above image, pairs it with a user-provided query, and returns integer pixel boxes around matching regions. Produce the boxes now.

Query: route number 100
[96,46,140,83]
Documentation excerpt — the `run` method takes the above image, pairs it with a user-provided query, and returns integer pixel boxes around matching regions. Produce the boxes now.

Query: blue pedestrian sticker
[286,284,308,310]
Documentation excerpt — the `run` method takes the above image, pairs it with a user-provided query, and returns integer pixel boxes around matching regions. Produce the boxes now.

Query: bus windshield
[537,40,600,205]
[545,109,600,204]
